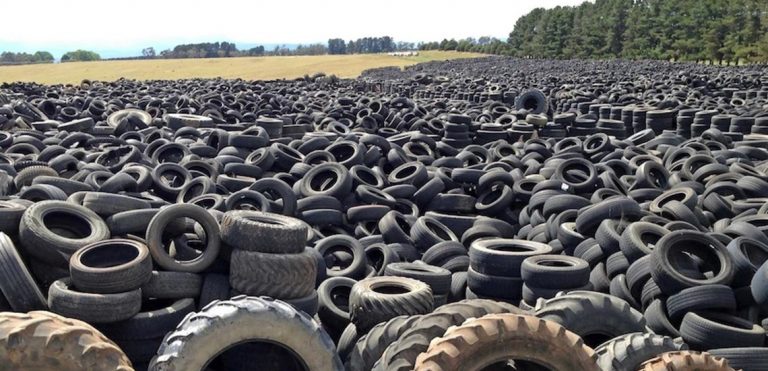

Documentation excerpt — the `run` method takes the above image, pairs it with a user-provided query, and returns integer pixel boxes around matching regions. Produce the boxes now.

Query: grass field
[0,51,485,85]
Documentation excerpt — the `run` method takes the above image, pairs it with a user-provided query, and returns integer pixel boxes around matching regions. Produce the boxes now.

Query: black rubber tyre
[82,192,151,217]
[315,235,367,279]
[220,210,307,254]
[106,208,185,238]
[0,233,47,311]
[349,276,433,333]
[575,197,642,235]
[726,237,768,286]
[229,248,316,299]
[469,238,553,277]
[317,276,356,333]
[421,241,466,267]
[595,332,688,371]
[19,200,110,267]
[337,323,360,361]
[69,239,152,294]
[409,216,458,251]
[466,267,523,300]
[48,278,141,324]
[383,262,451,295]
[665,284,736,321]
[680,311,765,350]
[651,230,734,295]
[534,290,647,348]
[345,315,423,371]
[619,222,670,262]
[0,200,26,235]
[515,89,548,114]
[141,271,203,299]
[446,271,466,302]
[146,203,221,273]
[97,298,196,340]
[708,347,768,371]
[520,254,590,289]
[198,273,230,310]
[149,296,342,370]
[644,299,680,337]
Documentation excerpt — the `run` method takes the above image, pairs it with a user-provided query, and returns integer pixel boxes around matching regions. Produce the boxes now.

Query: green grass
[0,51,485,85]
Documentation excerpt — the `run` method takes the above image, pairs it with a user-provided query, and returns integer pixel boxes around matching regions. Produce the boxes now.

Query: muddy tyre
[0,311,132,371]
[413,313,599,371]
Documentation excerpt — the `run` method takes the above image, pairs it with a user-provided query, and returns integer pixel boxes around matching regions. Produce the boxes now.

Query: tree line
[506,0,768,63]
[0,50,102,65]
[0,51,54,65]
[417,36,514,55]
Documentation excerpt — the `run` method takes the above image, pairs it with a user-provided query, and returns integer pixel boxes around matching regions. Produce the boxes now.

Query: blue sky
[2,0,586,58]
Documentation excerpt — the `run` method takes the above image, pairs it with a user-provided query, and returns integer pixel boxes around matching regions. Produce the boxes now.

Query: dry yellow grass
[0,51,484,85]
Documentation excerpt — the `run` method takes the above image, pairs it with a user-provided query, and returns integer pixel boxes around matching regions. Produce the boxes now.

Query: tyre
[141,271,203,299]
[469,238,553,277]
[220,210,307,253]
[376,299,525,371]
[534,291,646,348]
[69,239,153,294]
[146,204,221,273]
[665,284,736,321]
[149,296,342,371]
[19,200,110,267]
[0,232,47,311]
[466,267,523,300]
[595,332,687,371]
[413,313,599,371]
[651,230,734,295]
[198,273,230,310]
[520,254,590,288]
[515,89,548,114]
[349,276,433,332]
[82,192,151,217]
[97,298,195,340]
[383,262,451,295]
[315,235,367,279]
[638,351,734,371]
[708,347,768,371]
[0,311,132,370]
[47,278,141,324]
[679,311,765,350]
[317,276,356,333]
[229,248,316,299]
[345,315,423,371]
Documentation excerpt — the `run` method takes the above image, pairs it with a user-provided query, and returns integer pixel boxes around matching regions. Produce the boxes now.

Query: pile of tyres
[0,56,767,370]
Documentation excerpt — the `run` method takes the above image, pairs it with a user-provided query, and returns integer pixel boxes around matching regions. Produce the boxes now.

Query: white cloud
[2,0,587,49]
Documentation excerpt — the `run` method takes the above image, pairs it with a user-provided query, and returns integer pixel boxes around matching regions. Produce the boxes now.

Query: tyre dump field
[0,56,767,370]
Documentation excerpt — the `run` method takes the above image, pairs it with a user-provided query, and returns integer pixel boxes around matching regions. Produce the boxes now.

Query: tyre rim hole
[369,282,410,295]
[80,242,139,268]
[44,211,92,239]
[204,340,308,371]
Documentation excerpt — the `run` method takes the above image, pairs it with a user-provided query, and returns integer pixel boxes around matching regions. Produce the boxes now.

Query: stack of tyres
[48,239,159,367]
[223,210,319,316]
[467,238,552,304]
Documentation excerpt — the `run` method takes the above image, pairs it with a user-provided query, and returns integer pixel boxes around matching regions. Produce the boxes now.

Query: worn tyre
[0,311,132,371]
[413,313,599,371]
[149,296,342,371]
[220,210,307,254]
[349,276,433,333]
[69,239,153,294]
